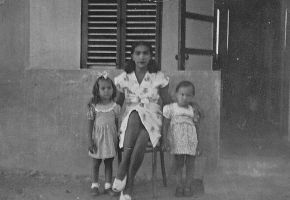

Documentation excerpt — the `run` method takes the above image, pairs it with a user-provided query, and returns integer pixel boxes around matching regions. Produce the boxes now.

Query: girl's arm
[88,118,95,152]
[196,126,202,156]
[191,101,204,120]
[87,103,96,152]
[193,106,203,156]
[159,85,172,106]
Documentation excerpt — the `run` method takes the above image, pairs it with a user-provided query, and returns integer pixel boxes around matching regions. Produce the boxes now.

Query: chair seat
[146,140,160,152]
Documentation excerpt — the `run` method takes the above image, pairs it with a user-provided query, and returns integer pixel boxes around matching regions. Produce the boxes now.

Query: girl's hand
[89,141,97,153]
[196,144,202,157]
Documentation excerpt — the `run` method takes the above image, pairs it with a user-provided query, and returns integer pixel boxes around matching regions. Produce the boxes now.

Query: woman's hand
[115,91,125,106]
[159,85,172,106]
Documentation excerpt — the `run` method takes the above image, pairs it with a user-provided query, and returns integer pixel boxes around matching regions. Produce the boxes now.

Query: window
[81,0,162,69]
[177,0,219,70]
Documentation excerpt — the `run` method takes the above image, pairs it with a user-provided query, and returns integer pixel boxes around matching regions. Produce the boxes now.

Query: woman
[113,41,171,200]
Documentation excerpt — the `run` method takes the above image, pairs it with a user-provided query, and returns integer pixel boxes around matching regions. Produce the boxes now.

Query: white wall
[29,0,81,69]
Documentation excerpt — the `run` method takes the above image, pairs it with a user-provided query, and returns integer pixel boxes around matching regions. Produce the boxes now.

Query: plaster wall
[29,0,81,69]
[0,69,220,175]
[161,0,179,72]
[0,0,29,70]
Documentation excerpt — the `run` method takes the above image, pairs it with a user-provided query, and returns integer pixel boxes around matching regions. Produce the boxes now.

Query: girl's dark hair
[124,41,159,74]
[175,80,195,95]
[89,76,117,105]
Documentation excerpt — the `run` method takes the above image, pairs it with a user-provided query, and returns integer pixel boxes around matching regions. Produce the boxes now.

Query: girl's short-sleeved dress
[114,71,169,148]
[87,102,121,159]
[163,103,198,155]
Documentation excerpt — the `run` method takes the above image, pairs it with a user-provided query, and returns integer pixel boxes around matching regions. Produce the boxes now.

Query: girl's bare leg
[104,158,114,185]
[92,159,102,183]
[175,155,185,187]
[116,111,142,180]
[185,155,195,187]
[124,128,149,195]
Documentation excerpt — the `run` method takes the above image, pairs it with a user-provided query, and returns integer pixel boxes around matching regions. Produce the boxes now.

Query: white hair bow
[96,71,109,79]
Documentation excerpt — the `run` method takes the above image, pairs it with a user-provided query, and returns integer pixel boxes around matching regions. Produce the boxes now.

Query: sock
[104,182,111,190]
[91,182,100,189]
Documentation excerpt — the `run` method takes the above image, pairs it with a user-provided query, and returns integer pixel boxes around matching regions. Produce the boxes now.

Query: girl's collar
[93,102,117,112]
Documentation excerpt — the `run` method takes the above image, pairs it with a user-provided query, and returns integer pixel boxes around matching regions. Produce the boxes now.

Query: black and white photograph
[0,0,290,199]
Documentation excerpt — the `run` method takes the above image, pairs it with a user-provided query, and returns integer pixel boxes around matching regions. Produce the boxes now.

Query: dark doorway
[220,0,284,139]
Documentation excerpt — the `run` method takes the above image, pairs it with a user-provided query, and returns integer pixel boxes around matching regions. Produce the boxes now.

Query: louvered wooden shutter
[86,0,118,67]
[81,0,162,69]
[125,0,159,62]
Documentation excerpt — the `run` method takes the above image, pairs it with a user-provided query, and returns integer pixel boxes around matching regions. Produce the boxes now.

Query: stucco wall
[29,0,81,69]
[0,0,220,176]
[0,0,29,70]
[0,69,220,175]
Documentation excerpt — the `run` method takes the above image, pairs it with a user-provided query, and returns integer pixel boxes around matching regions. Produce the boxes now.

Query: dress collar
[130,71,149,86]
[94,102,117,112]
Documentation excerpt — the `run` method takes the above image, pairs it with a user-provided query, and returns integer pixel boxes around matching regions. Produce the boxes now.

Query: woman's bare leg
[124,128,149,195]
[116,111,142,180]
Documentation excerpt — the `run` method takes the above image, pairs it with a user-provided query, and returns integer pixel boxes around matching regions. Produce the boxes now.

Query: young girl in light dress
[87,71,121,196]
[162,80,201,197]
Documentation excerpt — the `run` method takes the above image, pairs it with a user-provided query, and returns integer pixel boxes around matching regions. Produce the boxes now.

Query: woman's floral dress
[114,71,169,148]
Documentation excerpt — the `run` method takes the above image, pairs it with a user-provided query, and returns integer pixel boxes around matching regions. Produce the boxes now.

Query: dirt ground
[1,166,290,200]
[2,123,290,200]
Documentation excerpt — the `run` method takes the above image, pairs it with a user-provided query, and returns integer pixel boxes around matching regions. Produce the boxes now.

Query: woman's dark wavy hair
[88,76,117,106]
[175,80,195,96]
[124,41,160,74]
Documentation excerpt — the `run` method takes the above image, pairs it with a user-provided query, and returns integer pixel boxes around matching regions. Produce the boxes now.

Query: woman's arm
[159,85,172,106]
[161,117,170,151]
[115,91,125,107]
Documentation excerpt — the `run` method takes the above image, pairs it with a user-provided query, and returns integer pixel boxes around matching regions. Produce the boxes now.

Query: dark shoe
[183,186,193,197]
[192,179,205,196]
[175,186,184,197]
[91,187,100,196]
[104,188,119,196]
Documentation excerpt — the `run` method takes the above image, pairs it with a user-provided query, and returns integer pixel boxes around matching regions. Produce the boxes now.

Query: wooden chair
[117,140,167,198]
[146,140,167,198]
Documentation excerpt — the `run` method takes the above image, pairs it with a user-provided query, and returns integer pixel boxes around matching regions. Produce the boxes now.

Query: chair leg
[160,150,167,187]
[117,148,122,165]
[152,149,157,198]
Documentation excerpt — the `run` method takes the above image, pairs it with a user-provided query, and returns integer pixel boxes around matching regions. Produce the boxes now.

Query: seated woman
[113,41,171,200]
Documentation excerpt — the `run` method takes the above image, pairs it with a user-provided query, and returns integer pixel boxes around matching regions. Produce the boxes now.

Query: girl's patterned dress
[114,71,169,148]
[163,103,198,155]
[87,102,121,159]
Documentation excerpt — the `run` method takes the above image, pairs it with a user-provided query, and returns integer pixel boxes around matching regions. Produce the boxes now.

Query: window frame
[81,0,163,70]
[177,0,219,71]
